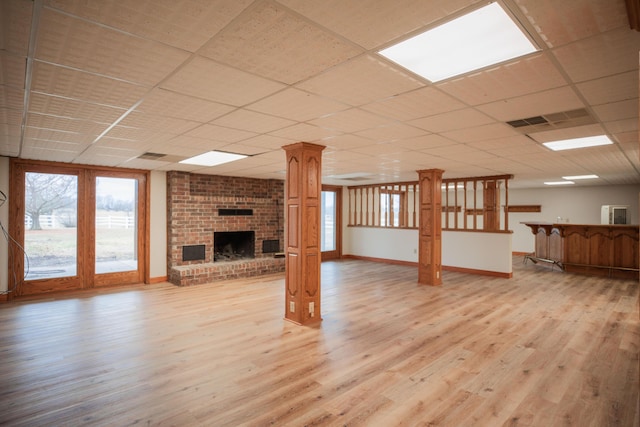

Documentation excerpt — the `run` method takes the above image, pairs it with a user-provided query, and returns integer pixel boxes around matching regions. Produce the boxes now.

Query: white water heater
[601,205,628,224]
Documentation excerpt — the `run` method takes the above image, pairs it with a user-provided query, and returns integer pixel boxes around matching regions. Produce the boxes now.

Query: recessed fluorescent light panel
[179,150,247,167]
[562,174,599,180]
[378,2,538,82]
[544,181,575,186]
[543,135,613,151]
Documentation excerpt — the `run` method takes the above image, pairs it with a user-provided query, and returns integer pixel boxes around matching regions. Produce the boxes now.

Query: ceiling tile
[441,123,519,144]
[437,53,567,105]
[592,99,638,122]
[0,85,25,110]
[527,123,606,144]
[199,1,362,84]
[356,122,427,141]
[297,54,424,106]
[212,109,295,134]
[515,0,629,48]
[576,70,638,106]
[161,56,285,106]
[31,61,148,108]
[269,122,342,141]
[1,0,33,55]
[248,87,349,121]
[184,123,258,143]
[0,51,26,88]
[409,108,493,133]
[137,89,235,123]
[29,92,126,124]
[552,27,640,83]
[45,0,253,52]
[278,0,477,49]
[239,134,295,151]
[309,108,394,133]
[118,112,202,135]
[361,87,465,121]
[477,86,584,122]
[36,8,190,86]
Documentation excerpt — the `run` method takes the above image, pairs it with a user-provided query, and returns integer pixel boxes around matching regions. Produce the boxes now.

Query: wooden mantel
[522,222,639,280]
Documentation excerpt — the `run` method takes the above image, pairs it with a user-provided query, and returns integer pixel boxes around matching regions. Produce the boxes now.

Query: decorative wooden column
[417,169,443,286]
[282,142,325,325]
[483,179,501,231]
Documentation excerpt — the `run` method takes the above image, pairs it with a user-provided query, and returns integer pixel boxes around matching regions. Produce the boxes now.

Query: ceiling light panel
[543,135,613,151]
[379,2,538,82]
[544,181,574,185]
[180,151,248,167]
[562,174,598,180]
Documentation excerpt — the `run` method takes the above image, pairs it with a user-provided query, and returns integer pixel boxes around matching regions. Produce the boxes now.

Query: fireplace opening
[214,231,255,262]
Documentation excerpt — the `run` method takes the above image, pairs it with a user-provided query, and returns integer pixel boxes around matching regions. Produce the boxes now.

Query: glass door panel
[321,190,336,252]
[321,186,341,261]
[95,177,138,274]
[24,172,78,280]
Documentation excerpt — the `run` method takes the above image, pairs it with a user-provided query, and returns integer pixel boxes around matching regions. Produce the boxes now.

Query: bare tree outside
[25,172,77,230]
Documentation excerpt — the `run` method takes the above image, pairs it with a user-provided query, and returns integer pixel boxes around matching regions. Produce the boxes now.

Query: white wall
[508,184,640,253]
[442,231,512,274]
[0,156,9,293]
[149,171,167,279]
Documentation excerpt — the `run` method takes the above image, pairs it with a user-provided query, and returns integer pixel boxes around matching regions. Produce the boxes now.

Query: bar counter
[522,222,639,280]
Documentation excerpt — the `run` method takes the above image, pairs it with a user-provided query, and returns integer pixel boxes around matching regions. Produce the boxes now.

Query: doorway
[9,160,148,296]
[321,185,342,261]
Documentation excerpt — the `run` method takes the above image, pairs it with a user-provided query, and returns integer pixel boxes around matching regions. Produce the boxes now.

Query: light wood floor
[0,256,638,426]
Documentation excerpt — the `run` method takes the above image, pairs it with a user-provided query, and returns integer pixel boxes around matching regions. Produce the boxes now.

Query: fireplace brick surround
[167,171,285,286]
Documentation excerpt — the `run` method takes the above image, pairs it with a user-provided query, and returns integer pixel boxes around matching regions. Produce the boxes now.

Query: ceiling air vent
[138,152,167,160]
[506,108,594,134]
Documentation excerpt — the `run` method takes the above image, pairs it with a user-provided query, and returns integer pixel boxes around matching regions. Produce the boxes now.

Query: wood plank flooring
[0,256,638,426]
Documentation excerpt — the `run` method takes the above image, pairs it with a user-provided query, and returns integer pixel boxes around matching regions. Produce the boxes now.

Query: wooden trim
[342,255,513,278]
[506,205,541,213]
[625,0,640,30]
[512,251,530,256]
[442,265,512,278]
[442,206,462,213]
[148,276,168,284]
[342,254,418,268]
[8,159,149,296]
[465,209,484,215]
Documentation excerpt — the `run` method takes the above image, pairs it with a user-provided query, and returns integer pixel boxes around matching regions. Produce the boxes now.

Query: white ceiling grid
[0,0,638,188]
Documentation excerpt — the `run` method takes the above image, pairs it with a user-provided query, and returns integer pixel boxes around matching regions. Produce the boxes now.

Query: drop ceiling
[1,0,639,188]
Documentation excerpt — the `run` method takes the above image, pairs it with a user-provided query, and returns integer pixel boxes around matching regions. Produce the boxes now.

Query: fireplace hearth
[214,231,255,262]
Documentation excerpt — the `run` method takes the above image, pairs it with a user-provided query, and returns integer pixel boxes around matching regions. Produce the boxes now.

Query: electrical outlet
[309,302,314,317]
[413,248,417,254]
[289,301,295,313]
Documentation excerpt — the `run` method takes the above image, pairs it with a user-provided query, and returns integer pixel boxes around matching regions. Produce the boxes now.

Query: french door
[321,185,342,261]
[9,160,148,296]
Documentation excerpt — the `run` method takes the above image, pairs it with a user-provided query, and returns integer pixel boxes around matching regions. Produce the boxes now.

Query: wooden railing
[347,174,513,232]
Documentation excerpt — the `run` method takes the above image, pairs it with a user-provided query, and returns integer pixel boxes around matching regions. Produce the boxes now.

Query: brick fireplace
[167,171,285,286]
